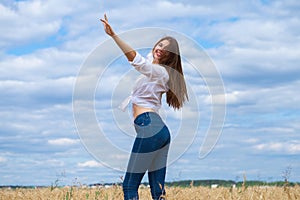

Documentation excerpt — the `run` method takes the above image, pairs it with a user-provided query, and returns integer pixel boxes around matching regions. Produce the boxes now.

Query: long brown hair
[153,36,189,110]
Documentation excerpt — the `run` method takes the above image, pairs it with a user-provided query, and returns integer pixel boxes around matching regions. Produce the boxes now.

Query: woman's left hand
[100,14,116,37]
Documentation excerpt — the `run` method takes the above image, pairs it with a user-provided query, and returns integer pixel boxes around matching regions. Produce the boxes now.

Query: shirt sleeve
[129,52,169,80]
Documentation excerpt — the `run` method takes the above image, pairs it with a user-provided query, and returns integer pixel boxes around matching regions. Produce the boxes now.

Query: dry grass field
[0,185,300,200]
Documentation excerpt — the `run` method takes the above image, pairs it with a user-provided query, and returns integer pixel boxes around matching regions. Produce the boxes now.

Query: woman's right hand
[100,14,136,61]
[100,14,116,37]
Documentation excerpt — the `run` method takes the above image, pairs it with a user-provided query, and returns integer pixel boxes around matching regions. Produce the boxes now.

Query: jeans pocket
[134,113,151,127]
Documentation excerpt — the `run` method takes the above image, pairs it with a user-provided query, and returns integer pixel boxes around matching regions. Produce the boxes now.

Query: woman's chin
[152,57,160,64]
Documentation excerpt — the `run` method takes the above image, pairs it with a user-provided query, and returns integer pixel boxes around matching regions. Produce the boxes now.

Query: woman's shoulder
[129,51,169,80]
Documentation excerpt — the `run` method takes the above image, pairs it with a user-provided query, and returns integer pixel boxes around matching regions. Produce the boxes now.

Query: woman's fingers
[100,18,109,28]
[100,19,106,24]
[100,14,109,27]
[100,13,115,36]
[100,13,108,24]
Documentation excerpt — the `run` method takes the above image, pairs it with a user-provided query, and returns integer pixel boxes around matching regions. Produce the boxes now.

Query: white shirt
[119,52,169,112]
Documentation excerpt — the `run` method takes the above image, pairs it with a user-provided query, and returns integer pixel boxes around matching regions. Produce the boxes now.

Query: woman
[100,14,188,200]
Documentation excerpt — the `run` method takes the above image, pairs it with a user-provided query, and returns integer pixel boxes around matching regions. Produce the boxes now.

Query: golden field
[0,185,300,200]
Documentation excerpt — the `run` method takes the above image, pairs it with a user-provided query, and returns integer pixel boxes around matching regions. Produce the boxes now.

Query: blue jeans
[123,112,171,200]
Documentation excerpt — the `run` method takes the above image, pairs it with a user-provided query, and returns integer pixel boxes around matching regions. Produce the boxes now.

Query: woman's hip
[134,112,169,139]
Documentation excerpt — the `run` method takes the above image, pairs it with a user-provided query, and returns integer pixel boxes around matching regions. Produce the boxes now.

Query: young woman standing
[100,14,188,200]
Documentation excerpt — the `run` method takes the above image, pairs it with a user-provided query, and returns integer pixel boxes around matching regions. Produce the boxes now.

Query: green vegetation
[1,179,299,189]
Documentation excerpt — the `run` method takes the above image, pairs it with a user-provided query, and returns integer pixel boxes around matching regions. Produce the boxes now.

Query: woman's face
[152,39,170,64]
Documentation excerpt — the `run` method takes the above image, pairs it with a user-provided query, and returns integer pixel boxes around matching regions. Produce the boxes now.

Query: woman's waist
[132,103,156,120]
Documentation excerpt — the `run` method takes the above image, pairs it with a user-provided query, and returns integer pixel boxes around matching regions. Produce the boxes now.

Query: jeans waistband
[134,111,159,123]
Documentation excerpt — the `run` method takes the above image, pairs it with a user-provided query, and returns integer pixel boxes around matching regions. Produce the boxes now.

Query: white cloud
[109,0,255,28]
[48,138,80,146]
[0,0,102,50]
[0,48,85,80]
[219,80,300,115]
[244,138,259,144]
[0,2,61,47]
[203,3,300,85]
[1,0,300,185]
[253,141,300,154]
[0,156,7,163]
[0,77,74,108]
[77,160,103,168]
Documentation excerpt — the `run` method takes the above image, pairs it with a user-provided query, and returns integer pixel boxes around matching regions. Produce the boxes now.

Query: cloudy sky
[1,0,300,186]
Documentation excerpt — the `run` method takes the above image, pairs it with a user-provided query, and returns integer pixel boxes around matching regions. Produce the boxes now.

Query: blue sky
[1,0,300,186]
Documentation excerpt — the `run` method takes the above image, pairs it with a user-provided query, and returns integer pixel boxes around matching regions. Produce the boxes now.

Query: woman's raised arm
[100,14,136,62]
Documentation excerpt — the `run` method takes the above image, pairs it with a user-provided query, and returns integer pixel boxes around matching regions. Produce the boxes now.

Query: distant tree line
[1,179,298,189]
[161,180,298,188]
